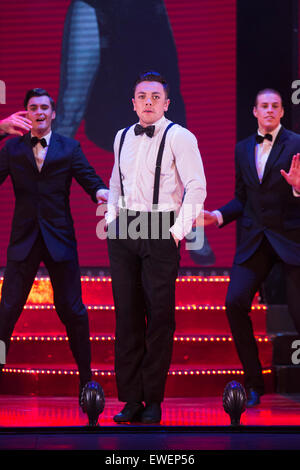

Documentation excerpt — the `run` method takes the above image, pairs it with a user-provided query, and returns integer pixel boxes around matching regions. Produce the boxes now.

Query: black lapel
[40,132,60,171]
[261,126,288,182]
[21,132,39,173]
[246,135,260,185]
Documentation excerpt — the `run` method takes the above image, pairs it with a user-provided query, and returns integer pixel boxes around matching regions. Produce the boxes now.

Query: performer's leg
[107,236,146,403]
[140,236,180,404]
[0,242,41,360]
[43,248,92,387]
[225,238,275,394]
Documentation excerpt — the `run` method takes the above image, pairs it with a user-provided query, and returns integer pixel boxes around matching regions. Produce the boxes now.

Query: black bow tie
[255,133,273,144]
[134,124,155,138]
[31,136,47,148]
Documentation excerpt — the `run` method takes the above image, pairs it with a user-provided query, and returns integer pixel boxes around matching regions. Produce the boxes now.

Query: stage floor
[1,394,300,427]
[1,395,300,451]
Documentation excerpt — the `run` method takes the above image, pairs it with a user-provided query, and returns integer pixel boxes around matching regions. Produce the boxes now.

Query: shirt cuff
[105,203,119,224]
[169,225,183,241]
[96,188,109,200]
[293,187,300,197]
[212,210,223,226]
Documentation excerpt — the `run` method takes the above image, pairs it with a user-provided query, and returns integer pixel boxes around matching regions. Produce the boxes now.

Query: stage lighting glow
[10,334,270,343]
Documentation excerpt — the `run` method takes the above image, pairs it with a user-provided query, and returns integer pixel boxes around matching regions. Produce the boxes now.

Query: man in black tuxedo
[0,88,108,404]
[204,89,300,406]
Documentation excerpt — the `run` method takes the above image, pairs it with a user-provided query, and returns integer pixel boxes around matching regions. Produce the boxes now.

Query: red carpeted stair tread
[6,333,272,368]
[13,304,268,336]
[0,276,262,305]
[0,275,273,396]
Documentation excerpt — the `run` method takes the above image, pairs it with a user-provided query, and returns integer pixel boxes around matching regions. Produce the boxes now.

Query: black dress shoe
[246,389,261,407]
[113,402,144,423]
[141,403,162,424]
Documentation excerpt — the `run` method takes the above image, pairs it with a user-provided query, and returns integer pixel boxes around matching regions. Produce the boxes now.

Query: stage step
[7,334,272,367]
[0,364,274,397]
[0,275,272,397]
[0,276,261,306]
[13,304,268,335]
[270,333,300,394]
[275,366,300,393]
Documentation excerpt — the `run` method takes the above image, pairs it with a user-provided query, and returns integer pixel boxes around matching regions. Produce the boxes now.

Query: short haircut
[254,88,283,107]
[133,71,170,98]
[24,88,55,110]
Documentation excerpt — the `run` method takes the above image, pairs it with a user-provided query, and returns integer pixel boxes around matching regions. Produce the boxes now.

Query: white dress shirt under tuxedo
[31,131,51,172]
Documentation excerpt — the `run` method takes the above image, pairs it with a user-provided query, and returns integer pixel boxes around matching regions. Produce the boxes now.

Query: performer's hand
[0,111,32,136]
[198,210,218,226]
[193,210,218,227]
[96,189,109,204]
[281,153,300,193]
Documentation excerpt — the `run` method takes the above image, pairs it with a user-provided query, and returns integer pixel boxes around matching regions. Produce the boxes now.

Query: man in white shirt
[107,71,206,424]
[203,89,300,406]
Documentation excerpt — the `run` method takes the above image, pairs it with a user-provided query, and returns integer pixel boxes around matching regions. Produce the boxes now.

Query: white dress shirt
[106,116,207,240]
[31,130,51,171]
[255,124,281,182]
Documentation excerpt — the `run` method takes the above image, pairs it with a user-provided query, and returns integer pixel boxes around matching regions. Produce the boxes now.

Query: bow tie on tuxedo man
[31,136,47,148]
[255,133,273,144]
[134,124,155,138]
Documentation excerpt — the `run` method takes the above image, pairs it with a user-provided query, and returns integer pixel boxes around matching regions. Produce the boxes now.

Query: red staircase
[0,276,274,397]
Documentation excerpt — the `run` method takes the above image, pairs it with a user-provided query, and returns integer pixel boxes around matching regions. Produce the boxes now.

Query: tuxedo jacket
[219,127,300,266]
[0,132,106,262]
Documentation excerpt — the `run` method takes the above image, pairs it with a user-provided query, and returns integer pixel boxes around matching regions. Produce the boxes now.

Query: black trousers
[107,211,180,404]
[226,236,300,394]
[0,232,92,386]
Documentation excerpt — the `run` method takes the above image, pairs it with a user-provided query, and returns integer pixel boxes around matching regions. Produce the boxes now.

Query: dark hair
[254,88,283,107]
[133,71,170,98]
[24,88,55,110]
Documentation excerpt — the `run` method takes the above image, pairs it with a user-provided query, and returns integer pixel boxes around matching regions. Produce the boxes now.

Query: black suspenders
[152,122,175,209]
[118,122,175,210]
[118,126,131,208]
